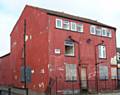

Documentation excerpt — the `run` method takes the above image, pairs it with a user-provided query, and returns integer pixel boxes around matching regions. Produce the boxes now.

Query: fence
[48,77,118,95]
[0,86,27,95]
[0,79,118,95]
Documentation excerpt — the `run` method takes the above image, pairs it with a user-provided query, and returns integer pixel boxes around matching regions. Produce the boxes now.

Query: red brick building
[0,5,117,95]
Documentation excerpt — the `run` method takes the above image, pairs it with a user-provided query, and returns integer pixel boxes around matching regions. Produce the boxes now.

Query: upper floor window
[64,40,74,56]
[71,22,77,31]
[90,25,96,35]
[102,28,107,36]
[96,28,102,36]
[98,45,106,58]
[117,52,120,61]
[77,24,83,32]
[65,63,77,81]
[63,20,70,30]
[56,19,62,29]
[107,29,112,37]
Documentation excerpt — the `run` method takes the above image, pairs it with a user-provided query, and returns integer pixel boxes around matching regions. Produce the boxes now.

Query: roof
[26,5,116,30]
[117,48,120,52]
[0,53,10,58]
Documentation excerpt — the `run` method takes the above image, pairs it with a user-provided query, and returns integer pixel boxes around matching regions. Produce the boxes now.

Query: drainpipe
[23,19,28,95]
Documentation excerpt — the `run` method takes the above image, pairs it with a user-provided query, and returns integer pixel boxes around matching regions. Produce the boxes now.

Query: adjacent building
[0,5,117,95]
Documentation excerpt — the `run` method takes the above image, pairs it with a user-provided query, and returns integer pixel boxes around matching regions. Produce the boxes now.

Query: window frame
[63,20,70,30]
[106,29,112,38]
[77,24,83,32]
[98,45,107,59]
[70,22,77,31]
[117,52,120,61]
[111,67,117,79]
[90,25,96,35]
[96,28,102,36]
[56,18,63,29]
[65,63,77,81]
[99,65,108,80]
[102,28,107,36]
[64,40,75,56]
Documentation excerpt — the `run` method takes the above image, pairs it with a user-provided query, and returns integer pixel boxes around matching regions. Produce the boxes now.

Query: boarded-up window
[21,66,31,82]
[118,69,120,79]
[65,63,77,81]
[99,65,108,80]
[111,67,117,79]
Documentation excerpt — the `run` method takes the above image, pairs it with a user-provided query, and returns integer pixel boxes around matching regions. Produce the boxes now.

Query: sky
[0,0,120,56]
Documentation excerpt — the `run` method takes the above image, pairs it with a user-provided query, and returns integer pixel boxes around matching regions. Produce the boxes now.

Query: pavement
[81,90,120,95]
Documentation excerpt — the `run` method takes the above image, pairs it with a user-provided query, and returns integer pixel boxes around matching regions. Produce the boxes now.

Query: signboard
[55,49,61,54]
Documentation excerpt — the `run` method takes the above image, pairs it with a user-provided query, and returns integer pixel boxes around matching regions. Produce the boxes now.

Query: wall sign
[55,49,61,54]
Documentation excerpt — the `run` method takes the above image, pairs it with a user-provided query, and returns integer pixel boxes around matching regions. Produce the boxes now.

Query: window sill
[65,80,77,82]
[64,54,75,57]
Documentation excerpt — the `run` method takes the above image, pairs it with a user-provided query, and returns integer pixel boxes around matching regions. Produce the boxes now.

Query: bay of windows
[56,18,83,33]
[90,25,112,38]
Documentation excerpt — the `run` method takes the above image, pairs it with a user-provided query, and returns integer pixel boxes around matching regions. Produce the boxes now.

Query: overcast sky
[0,0,120,56]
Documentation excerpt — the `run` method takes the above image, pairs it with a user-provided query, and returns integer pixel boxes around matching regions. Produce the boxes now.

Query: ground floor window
[118,69,120,79]
[65,63,77,81]
[99,65,108,80]
[111,67,117,79]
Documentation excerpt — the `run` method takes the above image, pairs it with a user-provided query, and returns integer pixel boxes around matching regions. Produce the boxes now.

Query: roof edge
[0,53,11,58]
[26,5,116,30]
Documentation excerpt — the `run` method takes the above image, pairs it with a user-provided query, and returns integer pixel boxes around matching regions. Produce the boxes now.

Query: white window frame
[65,63,77,81]
[70,22,77,31]
[64,40,74,56]
[117,52,120,61]
[77,24,83,32]
[106,29,112,37]
[90,25,96,35]
[96,28,102,36]
[56,19,63,29]
[63,20,70,30]
[98,45,106,58]
[102,28,107,36]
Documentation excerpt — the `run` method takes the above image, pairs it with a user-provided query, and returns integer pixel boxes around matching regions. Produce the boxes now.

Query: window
[96,28,102,36]
[102,28,107,36]
[98,45,106,58]
[77,24,83,32]
[111,67,117,79]
[118,69,120,79]
[71,22,77,31]
[64,40,74,56]
[106,29,112,37]
[117,52,120,61]
[65,63,77,81]
[99,65,108,80]
[21,66,31,82]
[63,20,70,30]
[90,25,96,34]
[56,19,63,29]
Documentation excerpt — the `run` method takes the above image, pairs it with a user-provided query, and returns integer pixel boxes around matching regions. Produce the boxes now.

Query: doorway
[81,67,87,90]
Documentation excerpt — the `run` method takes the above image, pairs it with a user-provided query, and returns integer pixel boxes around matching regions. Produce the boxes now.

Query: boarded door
[81,67,87,89]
